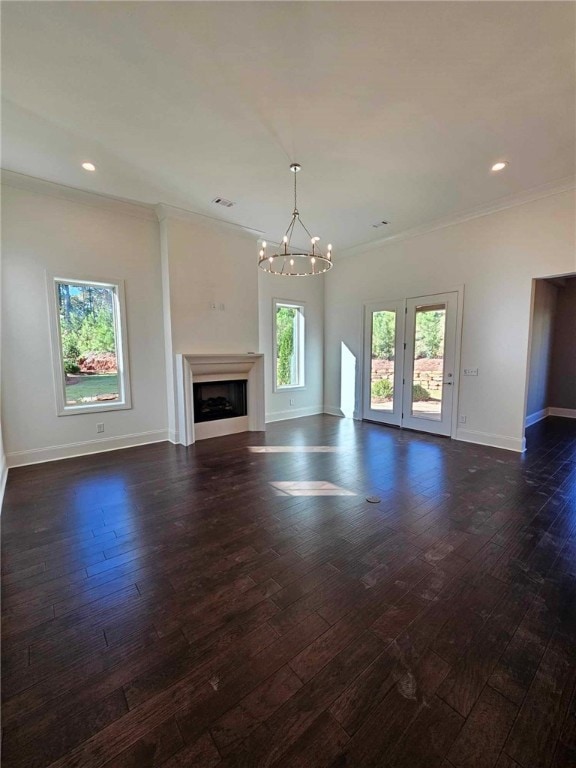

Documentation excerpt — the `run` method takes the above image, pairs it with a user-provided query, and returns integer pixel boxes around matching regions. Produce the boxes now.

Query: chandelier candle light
[258,163,333,276]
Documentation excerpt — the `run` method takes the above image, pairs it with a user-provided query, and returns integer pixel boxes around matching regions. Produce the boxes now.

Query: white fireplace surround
[175,354,265,444]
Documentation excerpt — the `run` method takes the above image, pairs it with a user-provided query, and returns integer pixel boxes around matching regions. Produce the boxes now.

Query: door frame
[361,286,465,438]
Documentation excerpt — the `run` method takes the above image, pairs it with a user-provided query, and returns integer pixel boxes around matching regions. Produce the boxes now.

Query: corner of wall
[0,453,7,511]
[455,427,526,453]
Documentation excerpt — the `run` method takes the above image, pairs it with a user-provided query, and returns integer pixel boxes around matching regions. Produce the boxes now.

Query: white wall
[158,210,260,441]
[324,190,576,452]
[2,184,168,466]
[526,279,558,420]
[258,270,324,422]
[160,212,259,355]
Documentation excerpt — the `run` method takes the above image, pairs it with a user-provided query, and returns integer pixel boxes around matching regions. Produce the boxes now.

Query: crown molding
[0,170,264,237]
[1,169,157,221]
[155,203,264,238]
[340,175,576,259]
[3,168,573,253]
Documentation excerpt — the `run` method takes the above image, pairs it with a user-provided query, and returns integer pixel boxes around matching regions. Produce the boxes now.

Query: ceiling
[2,2,575,252]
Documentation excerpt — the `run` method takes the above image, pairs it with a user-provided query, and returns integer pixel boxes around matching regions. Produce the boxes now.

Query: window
[48,275,131,415]
[273,299,305,390]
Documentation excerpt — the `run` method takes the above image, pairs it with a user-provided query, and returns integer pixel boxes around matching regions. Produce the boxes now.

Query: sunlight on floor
[249,446,344,453]
[269,481,356,496]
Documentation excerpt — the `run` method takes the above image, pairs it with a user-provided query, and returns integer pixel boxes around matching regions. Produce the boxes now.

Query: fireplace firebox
[193,379,248,423]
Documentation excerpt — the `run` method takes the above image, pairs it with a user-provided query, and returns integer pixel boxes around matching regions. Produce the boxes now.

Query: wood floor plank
[504,629,576,768]
[447,685,518,768]
[210,664,303,753]
[388,695,464,768]
[161,732,221,768]
[220,629,385,767]
[101,717,184,768]
[274,711,350,768]
[438,582,536,717]
[335,649,452,766]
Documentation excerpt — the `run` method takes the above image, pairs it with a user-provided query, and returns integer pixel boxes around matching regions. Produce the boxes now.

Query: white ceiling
[2,2,575,251]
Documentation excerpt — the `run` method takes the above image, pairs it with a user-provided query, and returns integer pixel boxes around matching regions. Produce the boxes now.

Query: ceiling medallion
[258,163,333,276]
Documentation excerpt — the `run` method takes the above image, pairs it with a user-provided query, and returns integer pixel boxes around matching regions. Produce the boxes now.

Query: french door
[363,292,459,437]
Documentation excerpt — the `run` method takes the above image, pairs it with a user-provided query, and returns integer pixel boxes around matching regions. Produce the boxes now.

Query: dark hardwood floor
[2,415,575,768]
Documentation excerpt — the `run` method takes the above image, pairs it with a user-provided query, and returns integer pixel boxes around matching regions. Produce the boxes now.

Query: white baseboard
[456,428,525,453]
[168,429,179,444]
[525,408,549,428]
[265,405,324,424]
[6,430,169,468]
[548,407,576,419]
[323,406,346,417]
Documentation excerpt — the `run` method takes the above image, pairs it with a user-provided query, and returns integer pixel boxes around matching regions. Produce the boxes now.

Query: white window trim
[46,273,132,416]
[273,298,306,392]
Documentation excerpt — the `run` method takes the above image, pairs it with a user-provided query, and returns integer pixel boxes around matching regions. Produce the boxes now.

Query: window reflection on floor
[270,481,356,496]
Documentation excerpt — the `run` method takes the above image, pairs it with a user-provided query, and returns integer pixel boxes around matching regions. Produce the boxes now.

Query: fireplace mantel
[175,353,265,444]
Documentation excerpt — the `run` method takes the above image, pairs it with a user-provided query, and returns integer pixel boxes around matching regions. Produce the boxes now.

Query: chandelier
[258,163,333,276]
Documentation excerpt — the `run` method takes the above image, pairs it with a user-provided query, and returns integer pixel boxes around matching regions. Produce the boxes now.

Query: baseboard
[265,405,324,424]
[525,408,549,428]
[168,429,179,445]
[323,406,345,417]
[6,430,169,468]
[548,407,576,419]
[456,427,525,453]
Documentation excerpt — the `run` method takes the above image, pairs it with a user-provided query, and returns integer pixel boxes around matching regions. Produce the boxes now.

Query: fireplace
[175,354,265,444]
[193,379,247,423]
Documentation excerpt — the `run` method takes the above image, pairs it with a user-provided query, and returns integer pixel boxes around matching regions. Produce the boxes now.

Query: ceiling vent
[212,197,235,208]
[372,220,389,228]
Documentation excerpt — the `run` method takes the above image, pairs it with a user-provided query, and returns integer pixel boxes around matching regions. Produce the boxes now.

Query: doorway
[525,274,576,433]
[363,292,460,437]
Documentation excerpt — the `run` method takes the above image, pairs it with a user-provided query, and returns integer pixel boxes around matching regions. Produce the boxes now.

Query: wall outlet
[463,368,479,376]
[459,415,467,424]
[96,423,105,433]
[290,398,295,406]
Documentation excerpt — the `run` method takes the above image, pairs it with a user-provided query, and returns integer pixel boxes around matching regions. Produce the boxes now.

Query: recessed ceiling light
[491,161,509,172]
[82,162,96,172]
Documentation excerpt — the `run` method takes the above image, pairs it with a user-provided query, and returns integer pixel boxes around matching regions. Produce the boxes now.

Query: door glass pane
[411,304,446,420]
[370,310,395,411]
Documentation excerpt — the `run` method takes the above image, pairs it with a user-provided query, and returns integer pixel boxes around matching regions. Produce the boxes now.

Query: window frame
[272,298,306,392]
[46,273,132,416]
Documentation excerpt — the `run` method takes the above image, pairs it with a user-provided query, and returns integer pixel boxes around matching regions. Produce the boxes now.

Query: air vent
[372,220,389,228]
[212,197,235,208]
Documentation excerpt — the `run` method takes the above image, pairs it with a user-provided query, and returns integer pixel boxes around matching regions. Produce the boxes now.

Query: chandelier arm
[297,217,315,240]
[284,215,297,244]
[298,217,324,253]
